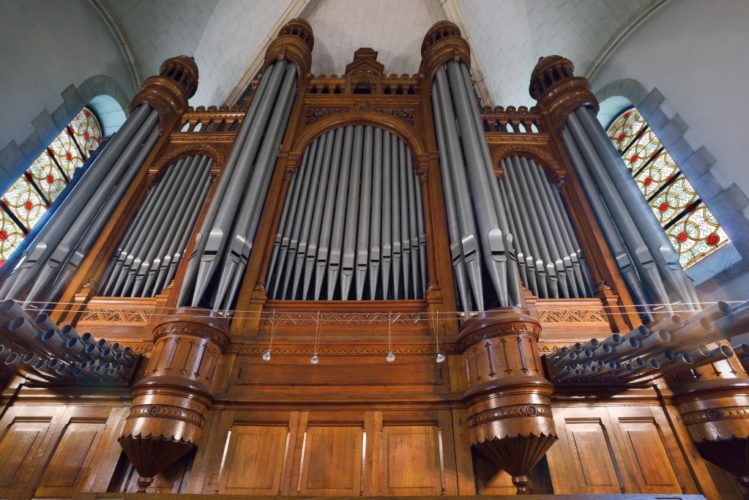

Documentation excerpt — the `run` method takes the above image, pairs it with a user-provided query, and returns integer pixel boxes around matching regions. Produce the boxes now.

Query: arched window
[606,107,728,268]
[0,107,103,265]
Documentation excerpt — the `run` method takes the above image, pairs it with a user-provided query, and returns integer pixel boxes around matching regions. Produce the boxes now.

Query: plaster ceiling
[102,0,661,107]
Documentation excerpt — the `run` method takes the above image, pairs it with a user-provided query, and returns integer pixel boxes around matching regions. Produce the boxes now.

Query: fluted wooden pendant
[118,435,194,491]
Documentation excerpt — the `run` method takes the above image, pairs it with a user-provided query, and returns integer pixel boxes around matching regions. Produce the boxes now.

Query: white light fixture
[432,310,445,364]
[262,309,277,362]
[311,311,321,365]
[385,310,396,363]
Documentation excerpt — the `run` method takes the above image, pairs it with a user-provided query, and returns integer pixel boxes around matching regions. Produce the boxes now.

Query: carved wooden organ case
[0,19,747,499]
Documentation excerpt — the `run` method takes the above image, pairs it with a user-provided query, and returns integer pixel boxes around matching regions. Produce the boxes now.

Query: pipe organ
[0,19,747,500]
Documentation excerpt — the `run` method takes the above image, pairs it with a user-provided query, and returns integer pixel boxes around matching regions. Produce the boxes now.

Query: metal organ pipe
[355,127,374,300]
[341,126,364,300]
[432,61,529,311]
[496,157,592,299]
[290,132,328,300]
[214,64,298,312]
[390,134,402,299]
[368,129,383,299]
[181,61,298,310]
[99,156,214,298]
[561,127,652,320]
[107,161,183,296]
[314,129,344,300]
[574,107,699,308]
[177,59,277,307]
[303,131,336,300]
[432,71,483,311]
[266,126,427,301]
[440,65,510,306]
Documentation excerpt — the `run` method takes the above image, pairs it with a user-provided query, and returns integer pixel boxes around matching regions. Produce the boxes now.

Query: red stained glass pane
[69,107,103,155]
[2,176,46,231]
[49,129,84,178]
[606,108,646,154]
[649,175,698,226]
[634,150,678,198]
[26,155,67,203]
[0,210,25,265]
[624,128,660,172]
[667,204,729,268]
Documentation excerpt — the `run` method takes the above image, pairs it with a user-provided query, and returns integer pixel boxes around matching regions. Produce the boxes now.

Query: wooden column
[458,308,557,494]
[118,308,230,491]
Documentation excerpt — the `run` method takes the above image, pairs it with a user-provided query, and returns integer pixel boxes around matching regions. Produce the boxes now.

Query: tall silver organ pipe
[498,157,592,299]
[0,103,160,306]
[178,60,298,311]
[562,106,698,318]
[432,61,522,311]
[266,126,427,301]
[99,155,213,297]
[574,107,699,308]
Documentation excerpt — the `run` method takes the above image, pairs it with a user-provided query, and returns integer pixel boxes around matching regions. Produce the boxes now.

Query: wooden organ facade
[0,20,747,499]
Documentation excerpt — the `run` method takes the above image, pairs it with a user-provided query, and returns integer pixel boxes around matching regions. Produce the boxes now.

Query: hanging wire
[310,311,321,364]
[13,299,748,324]
[386,310,395,362]
[262,309,277,361]
[433,310,445,363]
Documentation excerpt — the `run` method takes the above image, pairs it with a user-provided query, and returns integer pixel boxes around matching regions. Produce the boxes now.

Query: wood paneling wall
[0,396,741,498]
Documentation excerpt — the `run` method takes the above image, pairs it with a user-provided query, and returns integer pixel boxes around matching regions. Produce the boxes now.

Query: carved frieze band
[304,107,346,125]
[128,404,206,428]
[537,308,608,324]
[79,309,151,324]
[467,403,553,428]
[681,405,749,426]
[374,108,415,127]
[152,321,230,351]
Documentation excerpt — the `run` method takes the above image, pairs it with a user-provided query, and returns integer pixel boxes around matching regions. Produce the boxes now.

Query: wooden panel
[298,425,364,496]
[37,421,105,496]
[0,420,49,489]
[219,424,290,495]
[236,358,443,386]
[617,419,680,492]
[379,424,443,496]
[559,419,622,494]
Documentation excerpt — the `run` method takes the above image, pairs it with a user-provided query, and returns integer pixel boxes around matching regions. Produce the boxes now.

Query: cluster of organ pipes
[0,103,160,310]
[0,299,136,383]
[266,126,427,301]
[499,156,592,299]
[179,60,298,312]
[547,300,749,384]
[99,155,213,297]
[562,105,699,321]
[432,61,522,311]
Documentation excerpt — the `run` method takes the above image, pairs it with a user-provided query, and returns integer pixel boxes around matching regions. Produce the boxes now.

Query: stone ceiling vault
[101,0,664,107]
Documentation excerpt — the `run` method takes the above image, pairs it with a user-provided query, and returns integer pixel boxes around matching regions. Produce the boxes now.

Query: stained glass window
[607,107,729,268]
[49,129,85,178]
[0,106,103,266]
[70,108,104,155]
